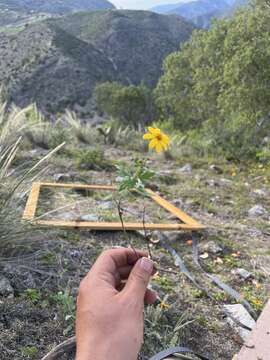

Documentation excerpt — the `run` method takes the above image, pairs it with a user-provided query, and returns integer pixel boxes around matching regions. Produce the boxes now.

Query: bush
[155,1,270,160]
[94,82,156,127]
[0,99,63,261]
[75,148,114,171]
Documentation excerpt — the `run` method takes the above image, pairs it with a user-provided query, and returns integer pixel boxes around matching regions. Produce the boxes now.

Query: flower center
[156,134,162,141]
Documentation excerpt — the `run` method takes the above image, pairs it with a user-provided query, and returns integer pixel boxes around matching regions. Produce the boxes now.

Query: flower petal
[155,142,163,153]
[161,141,168,150]
[149,138,158,149]
[143,133,154,140]
[161,133,170,144]
[148,127,161,135]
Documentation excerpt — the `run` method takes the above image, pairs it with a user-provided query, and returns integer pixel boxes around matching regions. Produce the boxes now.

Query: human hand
[76,248,157,360]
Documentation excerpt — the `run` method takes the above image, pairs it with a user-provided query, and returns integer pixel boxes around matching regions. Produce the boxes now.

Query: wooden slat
[22,182,206,231]
[236,300,270,360]
[22,182,41,220]
[41,182,116,191]
[34,220,204,231]
[147,189,205,228]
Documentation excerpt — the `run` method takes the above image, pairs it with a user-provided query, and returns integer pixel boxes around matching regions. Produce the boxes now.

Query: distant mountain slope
[0,10,194,114]
[0,22,116,113]
[0,0,115,27]
[52,10,194,86]
[0,0,115,14]
[151,2,186,13]
[151,0,247,28]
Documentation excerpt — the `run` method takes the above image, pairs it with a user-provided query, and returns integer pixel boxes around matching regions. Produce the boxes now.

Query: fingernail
[140,257,153,274]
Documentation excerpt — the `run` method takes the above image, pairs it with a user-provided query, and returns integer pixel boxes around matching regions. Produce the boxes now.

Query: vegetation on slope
[0,103,269,359]
[155,0,270,161]
[48,10,194,86]
[0,10,194,114]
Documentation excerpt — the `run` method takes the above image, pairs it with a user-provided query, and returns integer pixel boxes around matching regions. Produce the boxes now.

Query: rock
[178,163,192,173]
[254,189,267,197]
[206,179,220,187]
[219,178,233,186]
[200,252,209,259]
[3,265,36,292]
[97,201,113,210]
[69,250,83,258]
[150,231,187,243]
[209,164,223,174]
[116,176,124,183]
[233,268,252,280]
[80,214,99,222]
[248,205,268,218]
[0,276,14,297]
[223,304,256,341]
[262,136,270,145]
[173,199,184,208]
[53,173,72,182]
[60,212,75,221]
[202,241,223,255]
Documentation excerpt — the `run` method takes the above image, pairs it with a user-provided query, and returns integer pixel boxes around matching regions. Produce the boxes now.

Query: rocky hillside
[152,0,247,28]
[0,10,194,114]
[0,0,115,27]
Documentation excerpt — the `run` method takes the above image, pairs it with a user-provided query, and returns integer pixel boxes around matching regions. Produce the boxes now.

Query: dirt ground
[0,145,269,360]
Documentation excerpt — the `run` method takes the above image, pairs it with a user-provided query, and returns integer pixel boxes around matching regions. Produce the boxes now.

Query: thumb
[123,257,154,302]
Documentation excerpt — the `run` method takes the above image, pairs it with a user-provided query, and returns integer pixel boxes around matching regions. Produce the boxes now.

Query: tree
[155,1,270,159]
[94,82,155,127]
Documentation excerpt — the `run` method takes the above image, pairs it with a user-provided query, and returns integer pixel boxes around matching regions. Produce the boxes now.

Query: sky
[111,0,186,10]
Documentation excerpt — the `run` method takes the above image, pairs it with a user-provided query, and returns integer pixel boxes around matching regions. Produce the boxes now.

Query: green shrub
[0,99,64,262]
[75,148,113,171]
[64,110,100,145]
[155,1,270,160]
[94,82,156,127]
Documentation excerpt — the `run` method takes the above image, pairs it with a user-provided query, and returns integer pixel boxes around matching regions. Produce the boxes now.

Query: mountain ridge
[151,0,247,28]
[0,10,194,115]
[0,0,115,27]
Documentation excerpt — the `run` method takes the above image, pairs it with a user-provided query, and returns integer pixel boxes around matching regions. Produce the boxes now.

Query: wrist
[76,334,114,360]
[76,333,137,360]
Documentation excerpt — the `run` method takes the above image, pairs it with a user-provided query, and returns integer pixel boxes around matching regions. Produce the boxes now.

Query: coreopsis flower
[159,301,170,310]
[143,127,170,153]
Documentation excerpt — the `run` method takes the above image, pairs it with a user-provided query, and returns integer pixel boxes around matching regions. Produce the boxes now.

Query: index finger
[93,248,148,275]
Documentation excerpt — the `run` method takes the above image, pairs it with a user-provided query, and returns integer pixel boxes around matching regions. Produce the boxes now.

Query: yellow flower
[159,301,170,310]
[143,127,170,153]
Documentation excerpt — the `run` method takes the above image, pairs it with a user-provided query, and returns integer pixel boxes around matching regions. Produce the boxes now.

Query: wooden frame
[22,182,205,231]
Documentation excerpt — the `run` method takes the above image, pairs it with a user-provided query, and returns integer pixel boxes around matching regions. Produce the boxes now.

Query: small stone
[80,214,99,222]
[214,257,224,265]
[209,164,223,174]
[219,178,233,186]
[0,276,14,297]
[61,212,75,221]
[254,189,267,197]
[206,179,220,187]
[151,231,186,243]
[116,176,124,183]
[262,136,270,145]
[248,205,268,218]
[69,250,82,258]
[233,268,252,280]
[3,265,36,292]
[178,164,192,173]
[203,241,223,255]
[53,173,71,182]
[97,201,113,210]
[223,304,256,341]
[173,199,184,208]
